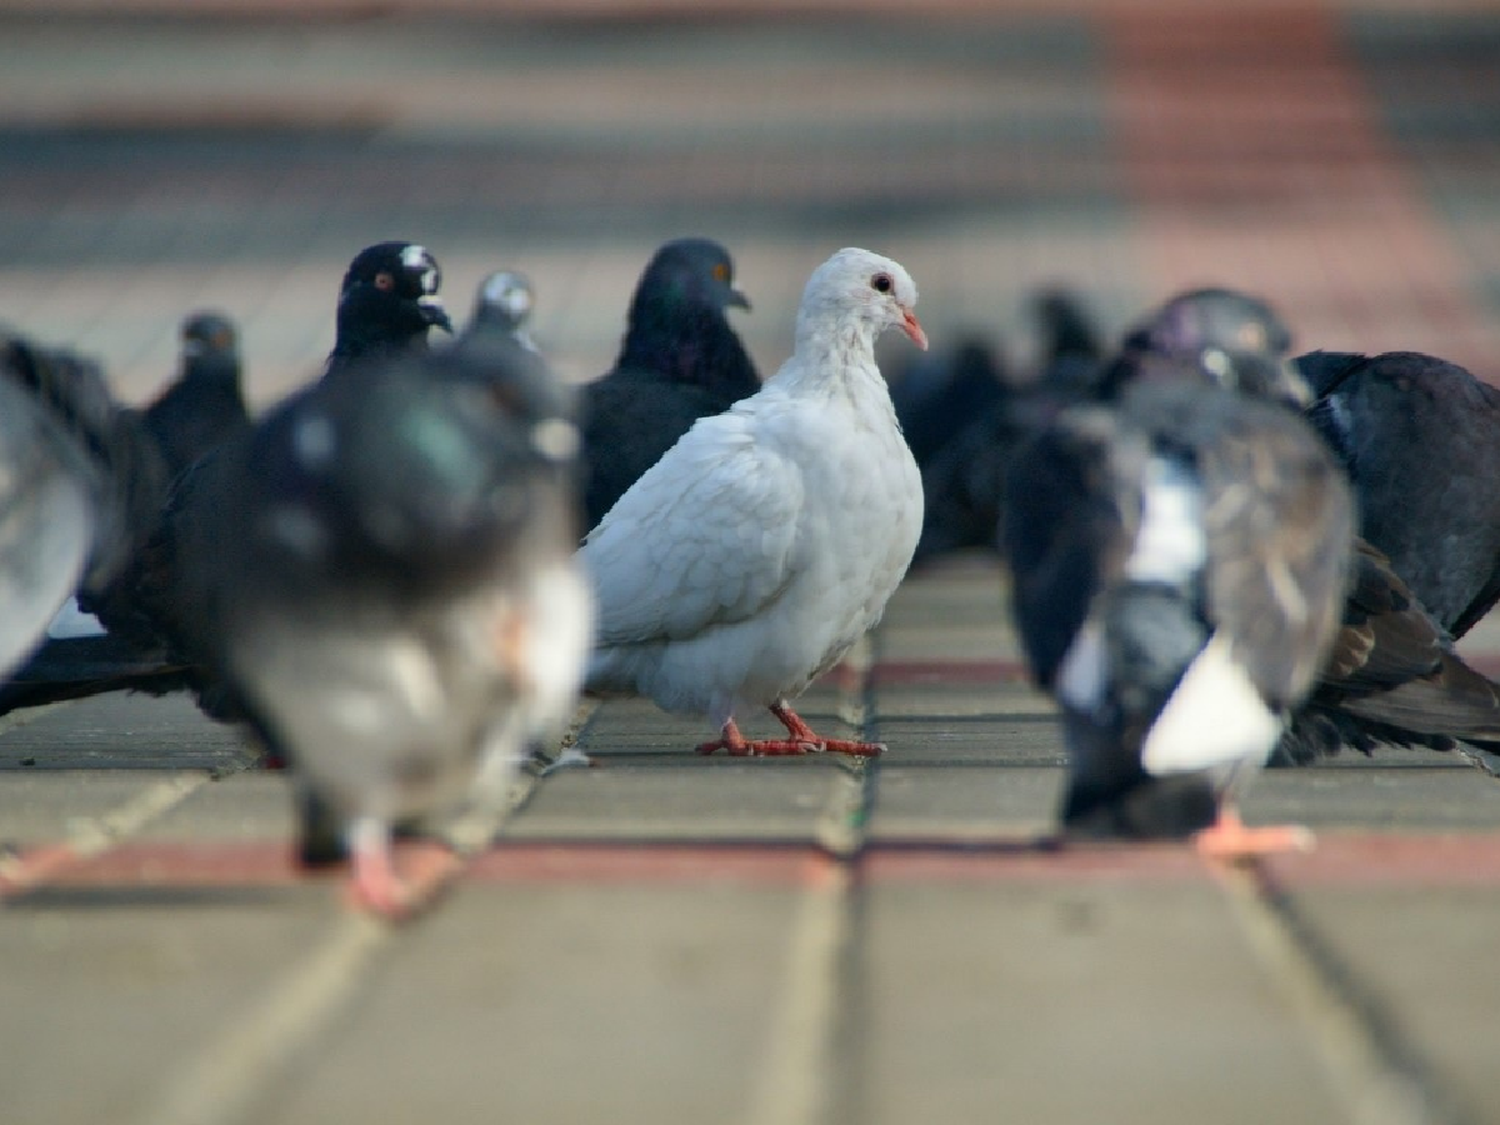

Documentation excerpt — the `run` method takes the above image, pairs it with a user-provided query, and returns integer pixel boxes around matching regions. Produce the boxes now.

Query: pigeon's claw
[344,821,461,922]
[1193,804,1314,864]
[692,696,893,761]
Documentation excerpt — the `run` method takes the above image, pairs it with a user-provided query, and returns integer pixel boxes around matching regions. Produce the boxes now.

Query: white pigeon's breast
[758,389,923,672]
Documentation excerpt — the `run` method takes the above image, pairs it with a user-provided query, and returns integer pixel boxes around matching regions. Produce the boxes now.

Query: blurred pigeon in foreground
[583,248,925,757]
[1300,348,1500,641]
[1006,288,1355,849]
[172,341,586,918]
[580,237,759,529]
[0,335,149,680]
[1105,290,1500,771]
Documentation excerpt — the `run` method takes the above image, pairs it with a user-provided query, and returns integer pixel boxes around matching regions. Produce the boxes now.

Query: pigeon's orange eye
[872,273,892,294]
[712,263,730,283]
[374,271,395,292]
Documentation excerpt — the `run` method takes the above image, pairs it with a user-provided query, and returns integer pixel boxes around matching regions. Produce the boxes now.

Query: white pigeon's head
[797,248,928,353]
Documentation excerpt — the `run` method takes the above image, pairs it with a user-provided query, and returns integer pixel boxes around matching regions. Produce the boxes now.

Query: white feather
[1056,621,1107,711]
[1126,455,1205,584]
[46,596,106,640]
[1141,633,1282,776]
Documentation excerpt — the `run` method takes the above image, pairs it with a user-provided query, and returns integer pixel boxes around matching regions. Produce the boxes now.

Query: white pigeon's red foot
[1194,804,1314,863]
[695,704,886,757]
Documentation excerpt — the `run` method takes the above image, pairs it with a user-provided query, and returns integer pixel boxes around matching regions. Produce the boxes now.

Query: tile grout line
[1214,860,1469,1125]
[0,769,221,898]
[130,700,601,1125]
[742,634,882,1125]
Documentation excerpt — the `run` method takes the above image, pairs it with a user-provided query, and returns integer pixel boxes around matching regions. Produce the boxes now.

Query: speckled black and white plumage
[1006,289,1356,839]
[580,237,759,530]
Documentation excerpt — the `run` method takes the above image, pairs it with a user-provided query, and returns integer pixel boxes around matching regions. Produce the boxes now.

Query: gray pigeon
[171,339,588,917]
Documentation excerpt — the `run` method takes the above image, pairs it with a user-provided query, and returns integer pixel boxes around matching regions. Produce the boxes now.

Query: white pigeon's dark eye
[871,273,893,294]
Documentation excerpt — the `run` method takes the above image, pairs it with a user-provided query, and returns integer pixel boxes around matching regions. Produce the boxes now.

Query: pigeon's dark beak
[725,287,751,312]
[420,296,454,334]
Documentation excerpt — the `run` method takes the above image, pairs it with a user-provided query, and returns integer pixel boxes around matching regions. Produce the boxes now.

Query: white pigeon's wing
[582,411,803,647]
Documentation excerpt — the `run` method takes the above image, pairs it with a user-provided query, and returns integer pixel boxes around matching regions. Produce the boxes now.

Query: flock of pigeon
[2,232,1498,917]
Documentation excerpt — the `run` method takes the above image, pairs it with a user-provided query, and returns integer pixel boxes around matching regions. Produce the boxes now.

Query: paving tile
[506,761,848,841]
[866,764,1059,838]
[0,693,251,772]
[0,897,342,1125]
[1276,883,1500,1124]
[853,878,1345,1125]
[266,882,804,1125]
[1244,765,1500,831]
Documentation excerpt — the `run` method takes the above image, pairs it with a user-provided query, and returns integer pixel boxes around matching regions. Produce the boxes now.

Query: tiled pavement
[2,6,1500,1125]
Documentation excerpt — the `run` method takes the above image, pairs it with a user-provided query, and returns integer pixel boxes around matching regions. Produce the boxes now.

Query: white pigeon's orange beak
[901,307,929,351]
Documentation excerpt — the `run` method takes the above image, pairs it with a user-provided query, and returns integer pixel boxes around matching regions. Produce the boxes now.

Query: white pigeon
[581,247,927,756]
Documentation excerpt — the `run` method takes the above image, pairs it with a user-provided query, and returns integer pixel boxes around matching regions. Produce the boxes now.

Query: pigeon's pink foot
[695,707,885,757]
[772,701,886,757]
[1194,805,1314,863]
[344,822,460,922]
[696,717,817,756]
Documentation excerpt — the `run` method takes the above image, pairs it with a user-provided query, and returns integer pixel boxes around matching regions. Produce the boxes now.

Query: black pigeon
[580,236,758,529]
[1300,348,1500,641]
[908,288,1108,564]
[1006,289,1356,847]
[325,240,452,380]
[167,341,586,917]
[462,270,538,354]
[141,311,252,479]
[0,333,169,680]
[890,332,1008,470]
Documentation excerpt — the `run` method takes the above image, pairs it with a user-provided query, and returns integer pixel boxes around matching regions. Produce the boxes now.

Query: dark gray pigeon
[1300,348,1500,641]
[580,236,758,529]
[141,311,252,479]
[907,288,1108,564]
[169,340,587,917]
[1006,289,1356,849]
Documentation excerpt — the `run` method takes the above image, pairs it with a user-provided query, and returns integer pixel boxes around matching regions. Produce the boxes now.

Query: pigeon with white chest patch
[581,247,926,757]
[1007,289,1356,851]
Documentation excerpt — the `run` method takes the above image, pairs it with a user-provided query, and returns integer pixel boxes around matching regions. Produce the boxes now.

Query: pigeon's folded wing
[583,411,802,647]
